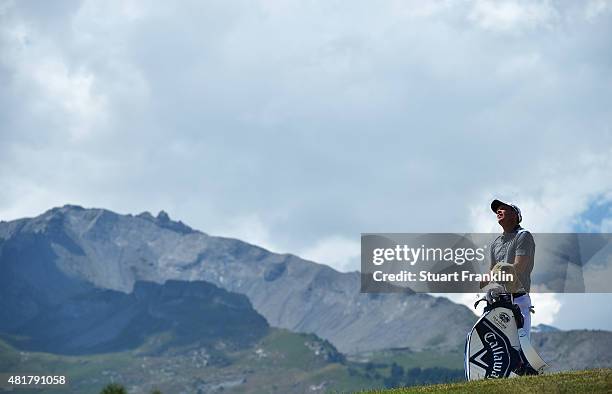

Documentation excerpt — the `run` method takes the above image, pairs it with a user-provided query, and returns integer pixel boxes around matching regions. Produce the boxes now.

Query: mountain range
[1,205,610,382]
[0,205,476,354]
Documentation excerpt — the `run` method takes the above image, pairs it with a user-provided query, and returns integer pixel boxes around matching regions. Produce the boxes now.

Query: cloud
[530,293,562,325]
[438,293,483,316]
[442,292,559,326]
[299,235,361,272]
[1,0,611,329]
[468,0,558,33]
[213,212,281,254]
[585,0,612,21]
[469,149,612,233]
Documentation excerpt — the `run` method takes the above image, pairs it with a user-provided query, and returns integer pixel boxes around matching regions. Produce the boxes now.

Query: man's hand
[484,282,505,304]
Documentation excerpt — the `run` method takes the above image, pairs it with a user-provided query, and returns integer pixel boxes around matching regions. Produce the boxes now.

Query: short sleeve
[489,235,502,269]
[515,231,535,257]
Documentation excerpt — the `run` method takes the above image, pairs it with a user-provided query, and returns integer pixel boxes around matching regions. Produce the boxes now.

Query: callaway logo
[499,312,510,324]
[483,332,507,378]
[469,322,512,378]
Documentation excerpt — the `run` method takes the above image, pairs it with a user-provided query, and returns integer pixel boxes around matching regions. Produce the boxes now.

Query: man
[486,199,535,339]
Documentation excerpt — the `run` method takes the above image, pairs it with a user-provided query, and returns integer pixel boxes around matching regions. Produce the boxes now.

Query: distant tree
[407,367,421,378]
[390,362,404,379]
[150,390,163,394]
[383,362,405,388]
[100,383,127,394]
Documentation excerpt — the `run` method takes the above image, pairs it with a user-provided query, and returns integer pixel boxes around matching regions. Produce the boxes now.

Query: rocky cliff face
[533,330,612,371]
[0,278,269,355]
[0,205,476,353]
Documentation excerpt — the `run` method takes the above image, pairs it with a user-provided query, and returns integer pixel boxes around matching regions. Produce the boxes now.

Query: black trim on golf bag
[465,294,547,380]
[474,297,524,330]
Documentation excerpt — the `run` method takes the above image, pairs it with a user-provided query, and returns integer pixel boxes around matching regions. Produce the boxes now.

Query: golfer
[488,199,535,339]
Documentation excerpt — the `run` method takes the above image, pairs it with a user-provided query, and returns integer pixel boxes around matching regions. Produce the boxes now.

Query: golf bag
[465,293,548,380]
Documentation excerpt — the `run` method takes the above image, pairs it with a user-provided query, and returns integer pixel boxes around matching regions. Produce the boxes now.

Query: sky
[1,0,611,330]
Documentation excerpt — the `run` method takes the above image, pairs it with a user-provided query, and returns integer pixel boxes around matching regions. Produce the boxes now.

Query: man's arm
[512,231,535,286]
[513,255,531,277]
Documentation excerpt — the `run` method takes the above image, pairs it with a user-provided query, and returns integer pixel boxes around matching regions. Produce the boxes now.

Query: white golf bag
[464,293,548,380]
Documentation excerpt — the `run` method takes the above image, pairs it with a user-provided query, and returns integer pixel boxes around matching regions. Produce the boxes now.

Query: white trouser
[514,294,532,340]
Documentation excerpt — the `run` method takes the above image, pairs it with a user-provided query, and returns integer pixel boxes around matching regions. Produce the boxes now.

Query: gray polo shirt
[489,226,535,292]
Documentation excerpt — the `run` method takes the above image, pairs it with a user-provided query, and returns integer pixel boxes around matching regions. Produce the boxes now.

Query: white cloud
[496,52,542,78]
[583,252,612,292]
[32,59,107,140]
[0,179,66,221]
[469,149,612,233]
[530,293,562,325]
[299,236,361,272]
[1,0,611,330]
[585,0,612,21]
[441,292,561,327]
[1,24,108,141]
[212,213,281,254]
[468,0,558,33]
[389,0,455,19]
[438,293,483,316]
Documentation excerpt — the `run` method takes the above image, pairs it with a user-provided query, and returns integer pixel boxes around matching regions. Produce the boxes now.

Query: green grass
[5,334,608,394]
[0,329,355,393]
[360,348,463,370]
[255,329,323,368]
[361,369,612,394]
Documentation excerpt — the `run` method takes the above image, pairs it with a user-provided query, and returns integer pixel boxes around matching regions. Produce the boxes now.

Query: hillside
[0,205,476,353]
[1,205,611,393]
[531,330,612,372]
[0,332,463,393]
[0,279,268,355]
[364,369,612,394]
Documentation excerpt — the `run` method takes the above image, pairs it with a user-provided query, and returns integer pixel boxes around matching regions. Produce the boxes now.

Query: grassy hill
[0,331,463,393]
[363,369,612,394]
[2,332,610,394]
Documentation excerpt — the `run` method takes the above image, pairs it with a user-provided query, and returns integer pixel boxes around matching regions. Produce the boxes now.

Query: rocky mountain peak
[0,206,475,353]
[157,210,170,221]
[135,209,194,234]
